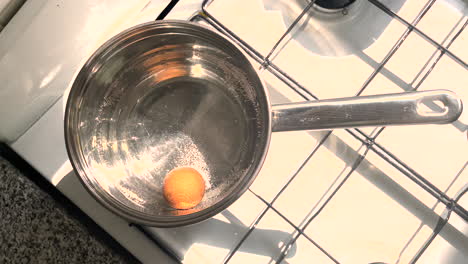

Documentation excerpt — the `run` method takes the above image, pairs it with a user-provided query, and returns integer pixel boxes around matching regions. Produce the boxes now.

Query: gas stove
[1,0,467,263]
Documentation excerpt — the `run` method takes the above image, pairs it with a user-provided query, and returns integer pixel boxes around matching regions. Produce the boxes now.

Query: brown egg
[163,167,206,209]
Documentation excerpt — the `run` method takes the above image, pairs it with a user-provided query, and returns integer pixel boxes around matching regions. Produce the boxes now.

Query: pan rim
[64,20,273,227]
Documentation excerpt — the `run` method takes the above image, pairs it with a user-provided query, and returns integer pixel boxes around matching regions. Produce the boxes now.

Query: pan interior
[68,22,269,222]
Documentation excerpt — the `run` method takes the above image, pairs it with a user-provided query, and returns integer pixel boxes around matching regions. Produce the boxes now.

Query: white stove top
[2,0,467,263]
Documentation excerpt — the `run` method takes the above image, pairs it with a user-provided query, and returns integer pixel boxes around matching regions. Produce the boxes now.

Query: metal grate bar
[276,147,371,263]
[347,17,468,221]
[355,0,437,96]
[222,133,332,263]
[368,0,468,69]
[198,0,467,214]
[250,190,341,264]
[369,141,468,221]
[185,0,468,262]
[411,208,452,263]
[222,202,269,263]
[194,12,319,101]
[346,130,445,203]
[263,0,316,65]
[349,14,468,221]
[413,17,468,90]
[409,16,467,90]
[412,186,468,263]
[349,128,468,222]
[263,132,332,205]
[201,0,214,8]
[265,61,319,100]
[193,12,264,63]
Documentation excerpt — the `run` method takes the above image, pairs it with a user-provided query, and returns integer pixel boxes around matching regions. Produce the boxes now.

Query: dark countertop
[0,156,131,263]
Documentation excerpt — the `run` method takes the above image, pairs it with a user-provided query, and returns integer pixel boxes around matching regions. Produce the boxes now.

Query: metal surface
[183,0,468,263]
[272,90,462,132]
[0,0,26,29]
[65,21,271,227]
[65,18,463,228]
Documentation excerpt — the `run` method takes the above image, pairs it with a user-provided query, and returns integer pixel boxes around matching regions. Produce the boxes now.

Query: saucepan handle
[271,90,463,132]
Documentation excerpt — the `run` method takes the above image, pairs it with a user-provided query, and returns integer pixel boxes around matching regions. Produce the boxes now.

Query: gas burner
[314,0,356,12]
[266,0,407,57]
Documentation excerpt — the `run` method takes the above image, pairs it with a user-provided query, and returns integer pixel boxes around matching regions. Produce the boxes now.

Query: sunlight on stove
[264,0,407,57]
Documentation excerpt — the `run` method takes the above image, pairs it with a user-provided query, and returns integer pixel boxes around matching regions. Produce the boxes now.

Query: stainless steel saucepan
[64,21,462,227]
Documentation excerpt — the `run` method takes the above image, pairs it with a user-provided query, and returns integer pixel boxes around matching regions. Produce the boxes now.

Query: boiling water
[88,76,257,214]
